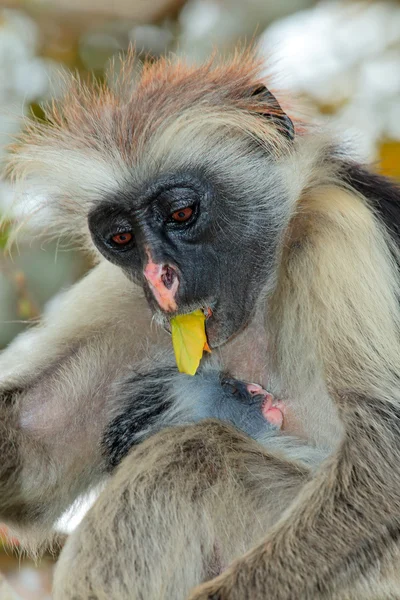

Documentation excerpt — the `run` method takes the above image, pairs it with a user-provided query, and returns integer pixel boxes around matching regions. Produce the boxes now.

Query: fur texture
[1,49,400,598]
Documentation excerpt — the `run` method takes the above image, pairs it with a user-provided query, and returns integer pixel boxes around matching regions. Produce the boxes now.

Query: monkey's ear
[250,85,295,141]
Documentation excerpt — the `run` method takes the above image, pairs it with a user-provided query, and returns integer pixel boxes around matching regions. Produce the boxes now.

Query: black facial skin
[88,170,274,348]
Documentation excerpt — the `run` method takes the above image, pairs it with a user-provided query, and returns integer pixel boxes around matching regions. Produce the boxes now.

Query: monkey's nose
[143,259,179,312]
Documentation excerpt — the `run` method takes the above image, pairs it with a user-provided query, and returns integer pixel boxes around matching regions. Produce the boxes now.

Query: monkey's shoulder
[342,162,400,245]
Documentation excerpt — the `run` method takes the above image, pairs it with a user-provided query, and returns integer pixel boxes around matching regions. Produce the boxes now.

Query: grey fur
[2,51,400,599]
[103,361,324,470]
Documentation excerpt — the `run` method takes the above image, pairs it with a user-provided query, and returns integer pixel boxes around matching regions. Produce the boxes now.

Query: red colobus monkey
[1,50,400,599]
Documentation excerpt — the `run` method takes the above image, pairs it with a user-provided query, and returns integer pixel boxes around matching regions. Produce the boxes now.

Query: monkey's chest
[217,325,342,448]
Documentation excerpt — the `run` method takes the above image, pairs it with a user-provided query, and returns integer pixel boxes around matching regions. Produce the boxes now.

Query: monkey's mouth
[158,299,249,350]
[161,305,215,336]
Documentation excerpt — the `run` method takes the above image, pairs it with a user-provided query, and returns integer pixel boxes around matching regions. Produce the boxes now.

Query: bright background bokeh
[0,0,399,597]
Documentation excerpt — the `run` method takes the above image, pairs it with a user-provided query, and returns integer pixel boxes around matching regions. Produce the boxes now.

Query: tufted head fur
[6,48,297,248]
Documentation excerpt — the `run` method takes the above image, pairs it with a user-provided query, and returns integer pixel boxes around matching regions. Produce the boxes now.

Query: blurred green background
[0,0,399,597]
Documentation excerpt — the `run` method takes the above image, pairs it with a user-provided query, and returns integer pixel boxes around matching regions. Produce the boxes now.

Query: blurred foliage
[0,220,10,250]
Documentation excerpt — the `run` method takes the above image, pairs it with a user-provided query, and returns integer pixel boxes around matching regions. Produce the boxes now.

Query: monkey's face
[8,52,296,348]
[88,144,291,348]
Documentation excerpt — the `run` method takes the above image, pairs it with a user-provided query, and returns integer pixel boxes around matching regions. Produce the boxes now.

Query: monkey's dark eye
[170,206,193,223]
[110,231,133,246]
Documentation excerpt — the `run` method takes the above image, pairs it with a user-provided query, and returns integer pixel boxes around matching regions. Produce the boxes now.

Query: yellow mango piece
[171,309,210,376]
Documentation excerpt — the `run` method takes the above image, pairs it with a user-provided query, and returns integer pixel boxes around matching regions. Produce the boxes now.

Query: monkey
[1,48,400,599]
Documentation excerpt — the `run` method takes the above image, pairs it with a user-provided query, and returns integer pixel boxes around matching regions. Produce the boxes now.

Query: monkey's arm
[0,259,286,543]
[189,182,400,599]
[0,260,166,539]
[55,421,319,600]
[189,394,400,600]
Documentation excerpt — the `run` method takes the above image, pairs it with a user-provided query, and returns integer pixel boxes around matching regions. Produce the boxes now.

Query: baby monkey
[104,364,285,469]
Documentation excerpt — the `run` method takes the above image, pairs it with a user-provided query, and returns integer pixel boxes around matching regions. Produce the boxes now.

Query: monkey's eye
[110,231,133,246]
[170,206,193,223]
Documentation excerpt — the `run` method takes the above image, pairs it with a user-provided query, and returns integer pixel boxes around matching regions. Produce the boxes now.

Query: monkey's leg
[189,393,400,600]
[53,420,311,600]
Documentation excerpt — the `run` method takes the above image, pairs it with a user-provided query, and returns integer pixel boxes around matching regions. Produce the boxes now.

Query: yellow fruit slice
[171,309,211,375]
